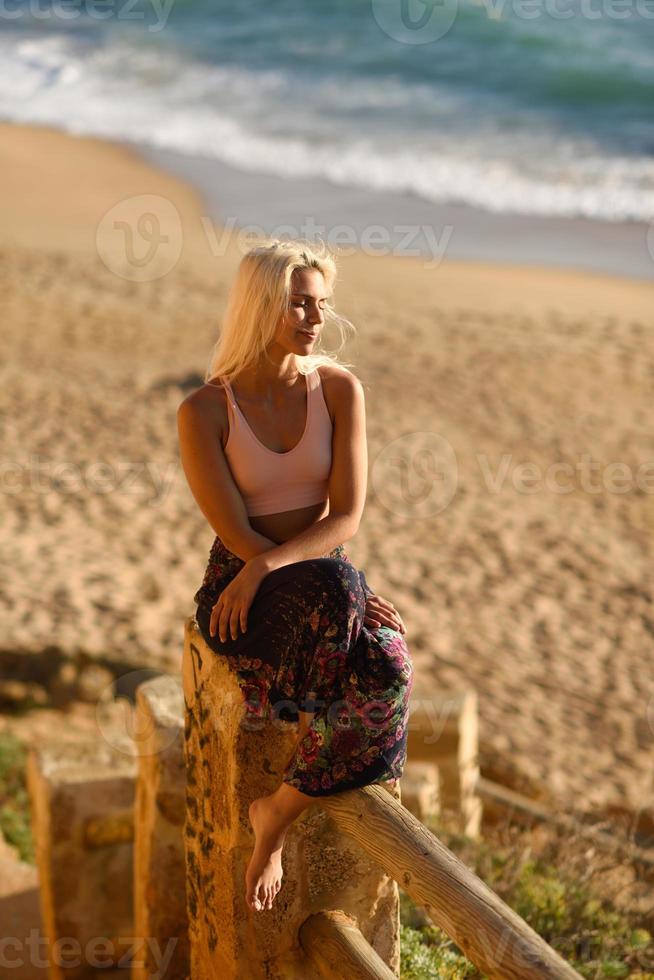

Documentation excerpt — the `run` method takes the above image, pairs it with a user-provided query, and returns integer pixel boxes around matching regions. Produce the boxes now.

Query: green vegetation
[399,814,653,979]
[0,730,34,864]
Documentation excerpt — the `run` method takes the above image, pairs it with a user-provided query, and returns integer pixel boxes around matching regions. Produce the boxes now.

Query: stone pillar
[399,761,440,824]
[133,674,189,980]
[181,616,401,980]
[406,690,482,838]
[25,737,136,978]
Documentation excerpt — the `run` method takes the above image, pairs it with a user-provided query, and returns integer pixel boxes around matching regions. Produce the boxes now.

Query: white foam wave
[1,31,653,223]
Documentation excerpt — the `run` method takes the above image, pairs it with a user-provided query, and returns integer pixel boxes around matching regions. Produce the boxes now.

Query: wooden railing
[307,784,583,980]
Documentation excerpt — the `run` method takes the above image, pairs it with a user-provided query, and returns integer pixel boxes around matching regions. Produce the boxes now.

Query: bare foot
[245,796,287,912]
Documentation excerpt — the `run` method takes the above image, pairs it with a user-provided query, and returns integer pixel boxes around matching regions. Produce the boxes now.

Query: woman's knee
[310,557,361,594]
[374,631,415,688]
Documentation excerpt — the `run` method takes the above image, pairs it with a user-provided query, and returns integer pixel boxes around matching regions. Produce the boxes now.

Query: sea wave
[2,26,653,223]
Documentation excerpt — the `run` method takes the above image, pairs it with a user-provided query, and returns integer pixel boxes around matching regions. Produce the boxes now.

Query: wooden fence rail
[299,910,397,979]
[318,784,583,980]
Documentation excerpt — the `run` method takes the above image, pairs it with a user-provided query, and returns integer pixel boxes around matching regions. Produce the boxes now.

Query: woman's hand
[363,594,407,635]
[210,557,268,642]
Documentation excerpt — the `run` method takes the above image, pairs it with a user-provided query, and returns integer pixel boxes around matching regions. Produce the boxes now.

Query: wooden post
[299,910,397,979]
[320,784,583,980]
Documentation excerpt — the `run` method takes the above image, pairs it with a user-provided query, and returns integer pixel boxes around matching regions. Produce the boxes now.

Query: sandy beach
[1,120,653,819]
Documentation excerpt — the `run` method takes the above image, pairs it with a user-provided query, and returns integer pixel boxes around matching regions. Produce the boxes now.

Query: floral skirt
[193,536,414,797]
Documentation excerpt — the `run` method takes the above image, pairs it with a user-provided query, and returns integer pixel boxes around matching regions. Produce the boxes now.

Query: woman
[177,238,414,915]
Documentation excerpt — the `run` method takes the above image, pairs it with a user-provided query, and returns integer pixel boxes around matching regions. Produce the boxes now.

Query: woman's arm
[257,369,368,575]
[177,392,277,561]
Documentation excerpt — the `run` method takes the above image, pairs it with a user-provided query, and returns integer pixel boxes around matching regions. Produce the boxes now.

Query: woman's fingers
[230,606,243,641]
[209,598,222,637]
[209,597,231,641]
[210,599,249,642]
[365,594,407,635]
[223,606,238,642]
[364,609,407,634]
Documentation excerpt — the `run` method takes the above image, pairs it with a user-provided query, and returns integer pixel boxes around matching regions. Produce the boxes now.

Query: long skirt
[193,536,414,797]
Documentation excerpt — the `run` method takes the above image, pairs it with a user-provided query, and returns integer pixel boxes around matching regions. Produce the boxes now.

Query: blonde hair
[204,237,356,385]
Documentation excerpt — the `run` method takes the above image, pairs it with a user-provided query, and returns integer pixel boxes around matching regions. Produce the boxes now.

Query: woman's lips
[298,330,318,340]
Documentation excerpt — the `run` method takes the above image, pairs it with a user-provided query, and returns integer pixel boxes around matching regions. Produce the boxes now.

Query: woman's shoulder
[177,379,229,447]
[315,364,364,422]
[315,362,362,392]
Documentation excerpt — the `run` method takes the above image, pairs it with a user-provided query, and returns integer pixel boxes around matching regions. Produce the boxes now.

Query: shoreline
[2,119,653,303]
[135,140,654,283]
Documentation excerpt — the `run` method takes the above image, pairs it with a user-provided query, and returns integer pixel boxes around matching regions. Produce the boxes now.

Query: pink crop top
[220,368,333,517]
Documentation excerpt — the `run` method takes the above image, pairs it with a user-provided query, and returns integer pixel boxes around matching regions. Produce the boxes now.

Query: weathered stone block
[133,673,189,980]
[26,736,136,978]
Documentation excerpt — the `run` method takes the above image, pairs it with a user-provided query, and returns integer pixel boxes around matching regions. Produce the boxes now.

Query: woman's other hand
[210,557,268,642]
[363,594,407,635]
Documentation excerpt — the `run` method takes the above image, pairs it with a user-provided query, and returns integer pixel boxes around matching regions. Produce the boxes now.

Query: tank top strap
[220,376,238,410]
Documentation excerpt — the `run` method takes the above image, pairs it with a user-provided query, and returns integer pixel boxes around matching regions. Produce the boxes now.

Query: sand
[1,121,653,817]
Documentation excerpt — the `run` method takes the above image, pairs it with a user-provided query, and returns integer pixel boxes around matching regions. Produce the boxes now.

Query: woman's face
[275,268,328,354]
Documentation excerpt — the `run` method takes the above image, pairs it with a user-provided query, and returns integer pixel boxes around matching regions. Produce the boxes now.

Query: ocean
[2,0,654,225]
